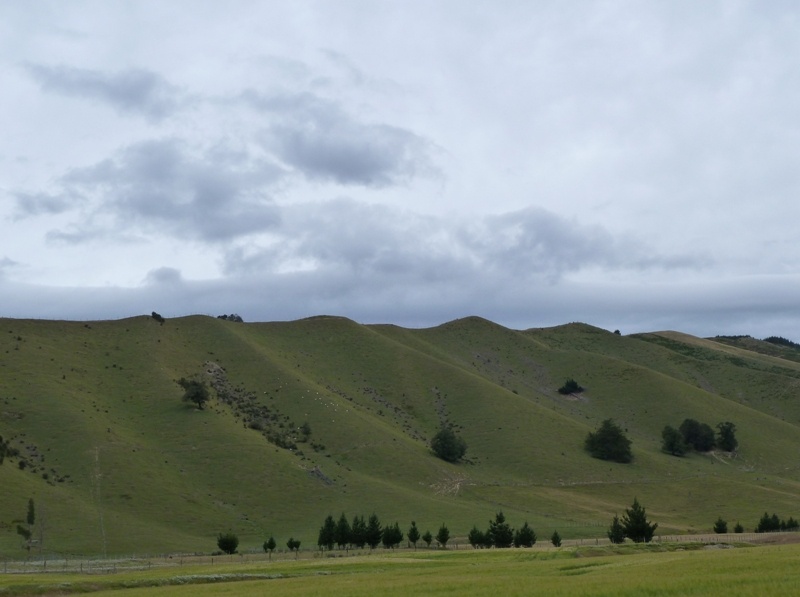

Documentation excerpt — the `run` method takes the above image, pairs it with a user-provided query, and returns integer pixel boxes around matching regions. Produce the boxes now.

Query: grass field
[1,541,799,596]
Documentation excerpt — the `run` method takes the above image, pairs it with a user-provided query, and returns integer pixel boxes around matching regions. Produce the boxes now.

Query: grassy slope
[2,315,800,556]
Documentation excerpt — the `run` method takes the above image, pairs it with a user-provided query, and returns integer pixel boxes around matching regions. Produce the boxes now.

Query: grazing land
[2,315,800,556]
[1,541,800,596]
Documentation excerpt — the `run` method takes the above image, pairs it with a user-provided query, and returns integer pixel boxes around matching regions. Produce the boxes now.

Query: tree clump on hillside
[430,426,467,463]
[716,421,738,452]
[217,314,244,322]
[755,513,799,533]
[585,419,632,463]
[679,419,715,452]
[661,425,688,456]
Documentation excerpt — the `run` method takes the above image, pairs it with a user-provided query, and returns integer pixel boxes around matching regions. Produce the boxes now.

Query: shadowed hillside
[2,315,800,556]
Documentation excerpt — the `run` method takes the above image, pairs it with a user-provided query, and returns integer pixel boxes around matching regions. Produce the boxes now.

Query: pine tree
[318,514,336,551]
[366,513,383,549]
[435,523,450,548]
[422,530,433,548]
[407,521,421,550]
[621,498,658,543]
[607,515,625,544]
[513,521,536,548]
[488,511,514,548]
[468,525,485,548]
[335,513,351,549]
[585,419,632,463]
[551,530,562,547]
[351,515,367,548]
[713,517,728,534]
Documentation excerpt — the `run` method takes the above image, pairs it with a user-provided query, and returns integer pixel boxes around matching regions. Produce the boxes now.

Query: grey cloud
[25,63,182,121]
[145,267,183,286]
[223,201,703,288]
[13,191,81,218]
[41,138,283,243]
[244,91,438,187]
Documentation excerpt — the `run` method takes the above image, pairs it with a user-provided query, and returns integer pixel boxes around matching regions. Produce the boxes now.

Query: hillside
[2,314,800,556]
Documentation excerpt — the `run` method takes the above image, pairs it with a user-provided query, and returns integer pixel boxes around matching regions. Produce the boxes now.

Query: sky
[2,1,800,338]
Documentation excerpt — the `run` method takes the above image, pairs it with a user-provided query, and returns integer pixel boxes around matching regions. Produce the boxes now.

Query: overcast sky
[2,1,799,339]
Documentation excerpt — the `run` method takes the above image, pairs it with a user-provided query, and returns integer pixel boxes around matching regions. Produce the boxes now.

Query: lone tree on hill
[585,419,632,463]
[661,425,688,456]
[178,377,210,410]
[431,426,467,463]
[621,498,658,543]
[558,378,584,395]
[217,532,239,554]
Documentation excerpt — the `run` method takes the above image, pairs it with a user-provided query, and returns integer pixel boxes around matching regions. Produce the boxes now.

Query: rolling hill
[2,314,800,556]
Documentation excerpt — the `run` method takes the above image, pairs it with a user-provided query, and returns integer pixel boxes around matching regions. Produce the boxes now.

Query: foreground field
[1,542,799,596]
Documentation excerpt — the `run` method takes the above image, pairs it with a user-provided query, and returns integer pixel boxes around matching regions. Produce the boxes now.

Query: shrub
[558,378,583,394]
[217,532,239,554]
[734,522,744,533]
[551,530,562,547]
[661,425,688,457]
[514,522,537,548]
[607,515,625,544]
[679,419,715,452]
[713,517,728,534]
[716,422,738,452]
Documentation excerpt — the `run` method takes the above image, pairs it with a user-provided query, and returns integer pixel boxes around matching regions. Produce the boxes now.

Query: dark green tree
[335,513,351,549]
[607,515,625,544]
[621,498,658,543]
[716,422,738,452]
[351,515,367,548]
[558,378,583,395]
[366,513,383,549]
[263,536,276,559]
[430,426,467,463]
[407,521,421,550]
[585,419,632,463]
[551,530,562,547]
[217,532,239,554]
[287,537,301,557]
[435,523,450,548]
[177,377,210,410]
[713,517,728,534]
[513,521,536,548]
[318,514,336,551]
[382,522,403,549]
[468,526,486,548]
[422,530,433,548]
[488,511,514,548]
[661,425,688,456]
[679,419,715,452]
[734,521,744,533]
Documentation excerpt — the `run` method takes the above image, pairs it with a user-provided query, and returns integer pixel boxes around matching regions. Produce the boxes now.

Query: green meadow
[2,314,800,556]
[1,542,799,596]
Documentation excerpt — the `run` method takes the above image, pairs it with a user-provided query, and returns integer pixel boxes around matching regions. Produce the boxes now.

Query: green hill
[2,314,800,556]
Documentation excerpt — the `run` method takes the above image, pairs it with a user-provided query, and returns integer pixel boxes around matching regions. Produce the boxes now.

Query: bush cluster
[661,419,737,456]
[467,512,538,548]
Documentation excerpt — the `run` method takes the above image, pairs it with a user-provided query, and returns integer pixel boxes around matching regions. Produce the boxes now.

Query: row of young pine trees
[318,498,660,552]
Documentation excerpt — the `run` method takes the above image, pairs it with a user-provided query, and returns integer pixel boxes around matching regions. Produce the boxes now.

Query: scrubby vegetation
[585,419,632,463]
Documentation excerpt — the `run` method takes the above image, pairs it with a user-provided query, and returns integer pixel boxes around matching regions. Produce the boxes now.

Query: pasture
[1,540,798,596]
